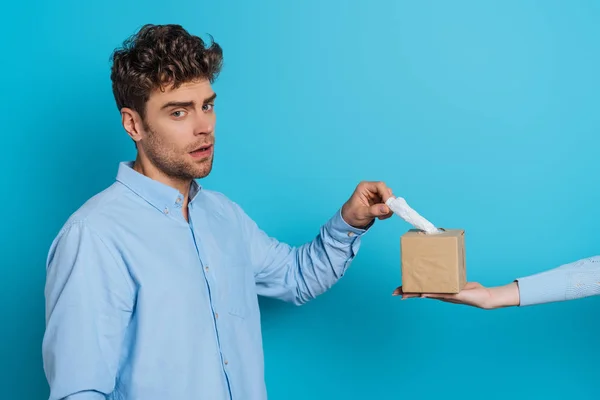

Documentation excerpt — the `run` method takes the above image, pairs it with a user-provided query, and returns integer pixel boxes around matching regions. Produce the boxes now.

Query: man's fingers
[367,203,390,218]
[377,210,394,220]
[360,181,394,203]
[351,181,395,221]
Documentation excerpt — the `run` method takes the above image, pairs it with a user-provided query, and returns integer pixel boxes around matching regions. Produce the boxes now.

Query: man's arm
[235,207,368,305]
[233,181,393,305]
[43,221,135,400]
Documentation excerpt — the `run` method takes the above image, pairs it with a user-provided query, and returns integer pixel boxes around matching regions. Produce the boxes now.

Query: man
[394,257,600,308]
[42,24,394,400]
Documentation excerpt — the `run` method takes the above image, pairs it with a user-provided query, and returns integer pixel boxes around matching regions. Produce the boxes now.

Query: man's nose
[194,115,214,136]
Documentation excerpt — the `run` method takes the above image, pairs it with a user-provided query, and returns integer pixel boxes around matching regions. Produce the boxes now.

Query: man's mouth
[189,144,213,158]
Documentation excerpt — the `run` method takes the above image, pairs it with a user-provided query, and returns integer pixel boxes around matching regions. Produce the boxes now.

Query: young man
[42,24,394,400]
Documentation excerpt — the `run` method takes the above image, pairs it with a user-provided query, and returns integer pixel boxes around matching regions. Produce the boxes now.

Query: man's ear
[121,107,145,144]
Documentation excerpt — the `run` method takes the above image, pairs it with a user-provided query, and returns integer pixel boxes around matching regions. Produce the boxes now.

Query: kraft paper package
[385,196,466,294]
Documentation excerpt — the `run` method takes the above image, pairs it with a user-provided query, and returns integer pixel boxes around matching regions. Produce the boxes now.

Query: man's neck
[132,156,193,215]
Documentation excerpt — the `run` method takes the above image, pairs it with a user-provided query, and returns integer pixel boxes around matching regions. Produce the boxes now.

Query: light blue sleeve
[516,256,600,306]
[234,205,369,305]
[43,221,135,400]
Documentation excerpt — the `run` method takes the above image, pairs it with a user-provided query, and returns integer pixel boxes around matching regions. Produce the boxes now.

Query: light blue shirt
[43,161,368,400]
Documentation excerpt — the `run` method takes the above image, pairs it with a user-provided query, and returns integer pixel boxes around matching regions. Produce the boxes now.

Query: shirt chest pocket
[191,220,254,319]
[219,262,253,319]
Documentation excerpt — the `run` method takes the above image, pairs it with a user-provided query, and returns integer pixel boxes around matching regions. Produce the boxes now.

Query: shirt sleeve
[516,256,600,306]
[233,204,370,305]
[43,221,135,400]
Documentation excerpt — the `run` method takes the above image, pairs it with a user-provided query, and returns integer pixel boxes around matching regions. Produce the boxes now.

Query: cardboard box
[401,228,466,294]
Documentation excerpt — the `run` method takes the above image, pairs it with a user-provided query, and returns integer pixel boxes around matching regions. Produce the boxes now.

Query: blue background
[2,1,599,399]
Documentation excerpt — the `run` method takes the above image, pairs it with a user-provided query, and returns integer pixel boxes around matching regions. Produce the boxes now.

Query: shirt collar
[115,161,201,214]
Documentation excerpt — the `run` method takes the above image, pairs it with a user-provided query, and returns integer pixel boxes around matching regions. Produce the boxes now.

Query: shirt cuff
[516,270,569,307]
[324,209,371,243]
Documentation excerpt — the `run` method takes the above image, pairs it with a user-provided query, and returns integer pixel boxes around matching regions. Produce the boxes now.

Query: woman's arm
[393,256,600,309]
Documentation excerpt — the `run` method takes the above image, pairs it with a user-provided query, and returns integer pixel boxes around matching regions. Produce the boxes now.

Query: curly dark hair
[110,24,223,119]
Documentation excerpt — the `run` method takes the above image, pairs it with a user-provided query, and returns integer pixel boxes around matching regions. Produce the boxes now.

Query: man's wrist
[339,203,370,230]
[324,209,368,244]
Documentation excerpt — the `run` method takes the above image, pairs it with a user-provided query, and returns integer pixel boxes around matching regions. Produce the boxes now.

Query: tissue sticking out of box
[385,196,442,235]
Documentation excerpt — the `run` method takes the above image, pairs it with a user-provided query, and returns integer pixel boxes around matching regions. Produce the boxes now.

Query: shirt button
[176,197,182,203]
[347,231,355,237]
[215,312,219,319]
[224,360,229,365]
[163,208,169,214]
[205,266,209,272]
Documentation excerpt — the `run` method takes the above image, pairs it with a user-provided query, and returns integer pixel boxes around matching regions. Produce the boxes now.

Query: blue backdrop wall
[1,1,599,399]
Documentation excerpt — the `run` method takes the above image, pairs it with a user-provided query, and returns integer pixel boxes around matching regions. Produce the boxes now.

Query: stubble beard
[143,125,214,181]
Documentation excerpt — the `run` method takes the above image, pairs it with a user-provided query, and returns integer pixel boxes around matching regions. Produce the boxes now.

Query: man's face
[138,79,216,181]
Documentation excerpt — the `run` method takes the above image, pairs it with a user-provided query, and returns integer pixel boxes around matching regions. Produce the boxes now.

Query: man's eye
[202,104,214,112]
[171,110,186,118]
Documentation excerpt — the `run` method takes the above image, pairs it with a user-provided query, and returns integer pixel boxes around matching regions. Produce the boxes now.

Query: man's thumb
[369,203,389,217]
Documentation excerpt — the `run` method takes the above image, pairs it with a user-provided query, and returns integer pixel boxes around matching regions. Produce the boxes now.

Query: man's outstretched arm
[234,181,394,305]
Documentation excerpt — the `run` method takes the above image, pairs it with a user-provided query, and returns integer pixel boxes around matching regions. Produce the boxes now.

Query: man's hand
[341,181,394,229]
[392,281,521,310]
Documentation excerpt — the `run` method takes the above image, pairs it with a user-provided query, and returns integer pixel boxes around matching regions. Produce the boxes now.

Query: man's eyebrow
[204,93,217,103]
[160,101,195,110]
